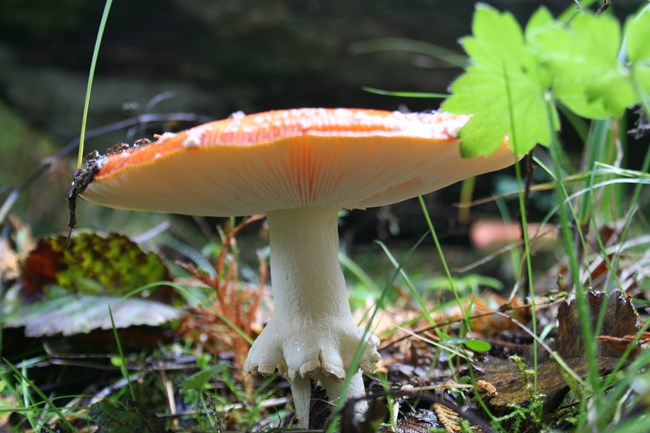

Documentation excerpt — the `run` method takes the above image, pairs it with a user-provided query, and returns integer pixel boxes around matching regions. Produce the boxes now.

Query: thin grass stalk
[77,0,113,168]
[378,234,437,328]
[491,198,524,302]
[545,97,600,429]
[595,320,650,428]
[20,364,34,429]
[558,104,590,143]
[457,168,620,209]
[605,76,650,294]
[593,76,650,427]
[416,197,465,332]
[501,61,539,393]
[417,196,499,426]
[458,176,476,225]
[4,360,78,433]
[511,156,538,389]
[609,117,627,218]
[339,253,382,294]
[579,118,619,428]
[108,306,135,401]
[580,119,610,228]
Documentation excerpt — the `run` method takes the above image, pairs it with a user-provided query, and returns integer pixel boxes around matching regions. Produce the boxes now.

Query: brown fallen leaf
[374,291,531,350]
[479,290,640,410]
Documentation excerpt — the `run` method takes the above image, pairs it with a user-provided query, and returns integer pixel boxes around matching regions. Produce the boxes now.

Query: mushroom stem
[244,207,380,427]
[268,208,351,326]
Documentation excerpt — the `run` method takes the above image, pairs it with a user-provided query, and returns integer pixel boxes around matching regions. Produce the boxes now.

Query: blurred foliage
[0,104,55,187]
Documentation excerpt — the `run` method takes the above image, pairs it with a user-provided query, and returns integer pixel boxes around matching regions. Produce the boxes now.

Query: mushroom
[72,108,515,427]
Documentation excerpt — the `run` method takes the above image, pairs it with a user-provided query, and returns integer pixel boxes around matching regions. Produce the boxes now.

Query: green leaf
[180,364,228,402]
[464,338,492,352]
[442,5,553,157]
[525,7,554,38]
[626,10,650,63]
[632,67,650,96]
[531,13,636,118]
[626,10,650,96]
[181,365,227,394]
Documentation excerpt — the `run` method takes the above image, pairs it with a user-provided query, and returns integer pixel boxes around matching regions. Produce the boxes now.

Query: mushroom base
[243,207,380,428]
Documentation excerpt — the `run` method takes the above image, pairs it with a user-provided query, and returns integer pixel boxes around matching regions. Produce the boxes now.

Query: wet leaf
[558,291,640,359]
[11,232,178,336]
[477,356,594,409]
[20,232,172,300]
[479,290,640,409]
[4,294,180,337]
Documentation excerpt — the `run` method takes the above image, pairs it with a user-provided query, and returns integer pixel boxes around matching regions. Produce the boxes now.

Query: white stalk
[244,207,380,427]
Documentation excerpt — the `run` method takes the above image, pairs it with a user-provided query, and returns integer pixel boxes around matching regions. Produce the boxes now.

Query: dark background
[0,0,641,246]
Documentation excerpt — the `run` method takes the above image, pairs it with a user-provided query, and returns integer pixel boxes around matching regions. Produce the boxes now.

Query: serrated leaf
[525,7,555,38]
[531,13,636,118]
[626,11,650,97]
[4,295,180,337]
[625,11,650,63]
[442,5,553,157]
[461,5,529,71]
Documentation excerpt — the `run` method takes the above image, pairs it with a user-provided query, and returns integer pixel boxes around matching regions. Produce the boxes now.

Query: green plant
[437,3,650,432]
[2,358,79,433]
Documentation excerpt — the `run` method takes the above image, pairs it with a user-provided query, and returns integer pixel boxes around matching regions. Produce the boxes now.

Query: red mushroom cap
[81,108,514,216]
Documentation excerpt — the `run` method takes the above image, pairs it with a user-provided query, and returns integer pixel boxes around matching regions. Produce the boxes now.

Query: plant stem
[77,0,113,168]
[545,97,600,428]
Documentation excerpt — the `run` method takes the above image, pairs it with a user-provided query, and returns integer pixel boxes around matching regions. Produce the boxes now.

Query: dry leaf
[479,290,640,409]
